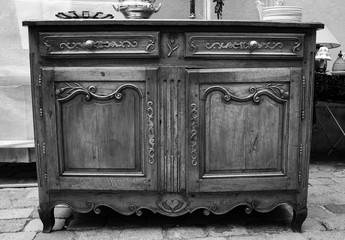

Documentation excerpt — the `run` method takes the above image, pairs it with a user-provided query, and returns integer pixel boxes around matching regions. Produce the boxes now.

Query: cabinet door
[41,67,158,191]
[187,68,302,192]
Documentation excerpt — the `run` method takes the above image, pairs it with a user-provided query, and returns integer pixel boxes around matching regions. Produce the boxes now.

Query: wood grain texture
[185,33,304,58]
[41,67,158,191]
[187,68,298,192]
[26,21,318,232]
[61,92,138,171]
[39,32,160,58]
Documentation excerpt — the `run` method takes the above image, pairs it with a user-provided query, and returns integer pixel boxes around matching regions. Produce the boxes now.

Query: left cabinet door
[40,67,158,191]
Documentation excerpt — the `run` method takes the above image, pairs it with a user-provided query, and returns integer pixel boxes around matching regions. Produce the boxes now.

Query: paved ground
[0,153,344,240]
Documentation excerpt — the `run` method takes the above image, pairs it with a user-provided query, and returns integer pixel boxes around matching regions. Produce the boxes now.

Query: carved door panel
[41,67,158,191]
[187,68,302,192]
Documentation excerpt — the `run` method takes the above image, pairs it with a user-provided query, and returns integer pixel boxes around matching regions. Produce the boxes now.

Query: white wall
[1,0,345,142]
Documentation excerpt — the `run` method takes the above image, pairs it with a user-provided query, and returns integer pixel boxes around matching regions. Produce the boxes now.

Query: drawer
[185,33,304,58]
[39,32,160,58]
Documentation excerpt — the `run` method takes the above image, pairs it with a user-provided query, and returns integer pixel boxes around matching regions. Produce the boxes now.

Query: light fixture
[332,51,345,72]
[316,26,341,49]
[315,26,341,73]
[315,46,332,73]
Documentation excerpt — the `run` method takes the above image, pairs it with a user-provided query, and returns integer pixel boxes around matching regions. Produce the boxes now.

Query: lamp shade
[316,26,341,49]
[315,46,332,61]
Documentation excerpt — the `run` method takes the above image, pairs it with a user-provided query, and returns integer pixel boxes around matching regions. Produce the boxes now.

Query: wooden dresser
[23,20,322,233]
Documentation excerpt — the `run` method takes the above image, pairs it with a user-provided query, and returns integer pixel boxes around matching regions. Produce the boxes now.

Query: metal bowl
[112,0,161,19]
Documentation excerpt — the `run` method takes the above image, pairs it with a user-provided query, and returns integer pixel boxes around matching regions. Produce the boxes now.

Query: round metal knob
[84,40,95,49]
[249,40,258,51]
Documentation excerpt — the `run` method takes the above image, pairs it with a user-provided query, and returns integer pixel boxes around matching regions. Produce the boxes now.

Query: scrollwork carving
[147,101,155,164]
[292,41,302,54]
[129,205,143,216]
[190,103,198,166]
[203,205,217,216]
[56,83,143,102]
[188,37,197,53]
[202,84,289,104]
[145,36,157,52]
[206,41,283,50]
[244,200,260,214]
[43,38,52,51]
[59,40,138,50]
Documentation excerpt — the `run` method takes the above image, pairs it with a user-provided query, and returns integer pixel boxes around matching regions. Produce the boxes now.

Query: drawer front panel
[39,32,160,58]
[185,33,304,58]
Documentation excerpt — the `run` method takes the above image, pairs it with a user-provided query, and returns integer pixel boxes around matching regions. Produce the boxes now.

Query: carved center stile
[161,78,183,192]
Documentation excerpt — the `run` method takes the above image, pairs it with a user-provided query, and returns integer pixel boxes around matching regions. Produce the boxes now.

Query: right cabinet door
[187,68,302,192]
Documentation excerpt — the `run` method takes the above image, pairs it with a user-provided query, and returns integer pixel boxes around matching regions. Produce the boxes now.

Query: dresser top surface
[22,19,323,29]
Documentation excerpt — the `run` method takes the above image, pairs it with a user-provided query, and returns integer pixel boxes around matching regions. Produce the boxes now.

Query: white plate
[263,6,302,11]
[263,13,302,17]
[263,16,302,21]
[331,71,345,76]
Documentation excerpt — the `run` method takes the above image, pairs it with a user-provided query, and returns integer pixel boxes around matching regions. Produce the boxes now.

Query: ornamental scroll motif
[147,101,155,164]
[292,41,302,54]
[201,83,289,103]
[55,83,143,102]
[145,36,157,52]
[59,40,138,50]
[190,103,198,166]
[205,41,283,51]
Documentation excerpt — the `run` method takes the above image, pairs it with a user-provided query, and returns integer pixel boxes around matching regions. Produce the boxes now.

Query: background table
[314,73,345,155]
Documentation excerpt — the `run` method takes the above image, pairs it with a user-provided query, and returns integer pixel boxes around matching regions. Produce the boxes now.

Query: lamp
[332,51,345,72]
[316,26,341,49]
[315,47,332,73]
[315,26,341,73]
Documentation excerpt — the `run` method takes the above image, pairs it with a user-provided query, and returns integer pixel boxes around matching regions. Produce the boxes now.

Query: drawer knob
[249,40,258,51]
[84,40,95,49]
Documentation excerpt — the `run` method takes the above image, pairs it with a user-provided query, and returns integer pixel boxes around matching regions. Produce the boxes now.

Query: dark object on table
[214,0,224,19]
[315,59,328,73]
[315,73,345,102]
[56,11,114,19]
[189,0,196,19]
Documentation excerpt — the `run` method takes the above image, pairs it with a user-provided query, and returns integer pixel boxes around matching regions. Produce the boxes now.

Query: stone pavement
[0,154,345,240]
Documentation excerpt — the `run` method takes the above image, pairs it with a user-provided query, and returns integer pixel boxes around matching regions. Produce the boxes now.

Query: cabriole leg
[38,204,55,233]
[291,207,307,232]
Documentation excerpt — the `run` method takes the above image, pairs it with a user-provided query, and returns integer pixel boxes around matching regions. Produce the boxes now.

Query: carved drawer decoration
[39,32,160,58]
[185,33,304,58]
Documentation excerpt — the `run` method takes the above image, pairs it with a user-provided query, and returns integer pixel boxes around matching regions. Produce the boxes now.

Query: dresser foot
[38,205,55,233]
[291,207,307,233]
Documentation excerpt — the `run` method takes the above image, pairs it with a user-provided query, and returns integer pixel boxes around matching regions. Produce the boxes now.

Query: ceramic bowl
[113,0,161,19]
